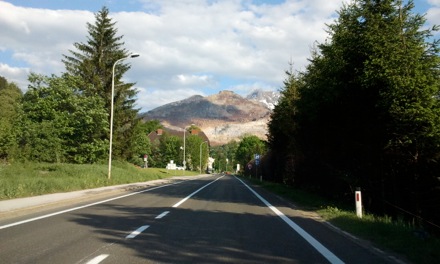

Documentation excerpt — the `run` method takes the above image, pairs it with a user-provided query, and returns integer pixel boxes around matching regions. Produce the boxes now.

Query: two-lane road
[0,175,394,263]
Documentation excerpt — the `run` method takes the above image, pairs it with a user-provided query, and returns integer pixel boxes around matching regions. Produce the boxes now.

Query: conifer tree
[269,0,440,225]
[267,63,302,184]
[62,6,139,160]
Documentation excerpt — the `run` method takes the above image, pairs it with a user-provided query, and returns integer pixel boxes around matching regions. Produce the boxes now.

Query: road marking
[126,225,150,239]
[235,176,344,264]
[0,182,183,230]
[86,254,109,264]
[155,211,170,219]
[172,176,224,208]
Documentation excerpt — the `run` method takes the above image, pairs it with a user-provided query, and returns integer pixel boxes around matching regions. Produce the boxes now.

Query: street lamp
[200,141,208,174]
[182,124,195,173]
[108,53,139,180]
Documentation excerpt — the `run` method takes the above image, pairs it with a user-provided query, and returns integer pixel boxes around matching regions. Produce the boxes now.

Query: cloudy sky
[1,0,439,112]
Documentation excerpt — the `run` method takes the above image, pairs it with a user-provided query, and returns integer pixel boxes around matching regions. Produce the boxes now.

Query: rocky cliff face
[140,90,279,145]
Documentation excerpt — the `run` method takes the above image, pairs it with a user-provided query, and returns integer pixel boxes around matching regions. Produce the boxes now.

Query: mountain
[246,89,280,110]
[140,90,279,145]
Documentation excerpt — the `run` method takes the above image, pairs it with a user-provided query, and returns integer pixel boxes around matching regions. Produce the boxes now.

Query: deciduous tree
[18,73,108,163]
[0,76,22,160]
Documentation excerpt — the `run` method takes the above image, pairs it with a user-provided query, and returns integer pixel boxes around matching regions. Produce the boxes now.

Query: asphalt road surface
[0,175,397,263]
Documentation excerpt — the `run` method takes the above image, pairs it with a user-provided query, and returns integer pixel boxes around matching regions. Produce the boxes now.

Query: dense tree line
[0,76,22,160]
[268,0,440,231]
[0,7,149,165]
[146,126,209,171]
[209,136,266,174]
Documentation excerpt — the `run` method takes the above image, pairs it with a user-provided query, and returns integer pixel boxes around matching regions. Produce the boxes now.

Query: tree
[157,134,182,168]
[18,73,108,163]
[142,120,163,134]
[185,134,209,171]
[267,63,303,184]
[0,76,23,160]
[278,0,440,225]
[127,121,151,166]
[62,6,139,161]
[235,135,267,172]
[359,0,440,223]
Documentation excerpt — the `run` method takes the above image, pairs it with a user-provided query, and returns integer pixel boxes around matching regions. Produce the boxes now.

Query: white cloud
[229,81,278,95]
[0,2,91,75]
[0,63,30,89]
[0,0,342,111]
[173,74,216,87]
[427,2,440,28]
[428,0,440,5]
[2,0,436,111]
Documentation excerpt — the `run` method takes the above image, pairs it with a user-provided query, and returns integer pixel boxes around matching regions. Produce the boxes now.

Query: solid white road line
[155,211,170,219]
[235,176,344,264]
[172,176,224,208]
[0,182,183,230]
[86,254,109,264]
[126,225,150,239]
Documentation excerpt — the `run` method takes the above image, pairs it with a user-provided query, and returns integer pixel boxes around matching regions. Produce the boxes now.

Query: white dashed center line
[86,254,109,264]
[155,211,170,219]
[126,225,150,239]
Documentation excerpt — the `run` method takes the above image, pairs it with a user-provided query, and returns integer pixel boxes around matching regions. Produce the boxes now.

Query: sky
[1,0,439,112]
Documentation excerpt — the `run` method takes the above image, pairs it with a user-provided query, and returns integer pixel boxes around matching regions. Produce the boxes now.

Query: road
[0,175,395,263]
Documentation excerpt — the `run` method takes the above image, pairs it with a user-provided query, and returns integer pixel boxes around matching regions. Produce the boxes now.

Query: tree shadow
[66,175,391,263]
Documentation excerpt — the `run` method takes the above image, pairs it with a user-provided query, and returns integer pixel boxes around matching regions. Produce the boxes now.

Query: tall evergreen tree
[359,0,440,224]
[62,6,139,160]
[269,0,440,226]
[267,63,303,184]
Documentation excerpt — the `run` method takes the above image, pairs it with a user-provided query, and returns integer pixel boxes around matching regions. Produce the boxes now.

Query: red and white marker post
[355,187,362,218]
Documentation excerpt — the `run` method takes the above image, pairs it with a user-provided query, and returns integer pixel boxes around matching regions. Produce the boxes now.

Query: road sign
[254,154,260,165]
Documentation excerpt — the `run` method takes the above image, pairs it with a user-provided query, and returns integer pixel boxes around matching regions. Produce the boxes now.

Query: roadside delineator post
[355,187,362,218]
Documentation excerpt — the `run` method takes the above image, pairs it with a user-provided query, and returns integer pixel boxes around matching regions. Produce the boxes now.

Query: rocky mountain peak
[246,89,280,110]
[140,89,280,145]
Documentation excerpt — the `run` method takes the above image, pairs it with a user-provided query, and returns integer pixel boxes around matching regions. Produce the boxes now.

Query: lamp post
[182,124,195,174]
[108,53,139,180]
[200,141,208,174]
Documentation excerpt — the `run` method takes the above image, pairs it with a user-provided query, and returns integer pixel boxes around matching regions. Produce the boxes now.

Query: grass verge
[249,178,440,264]
[0,161,198,200]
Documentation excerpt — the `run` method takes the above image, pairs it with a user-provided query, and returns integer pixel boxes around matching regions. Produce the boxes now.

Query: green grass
[0,161,198,200]
[248,178,440,264]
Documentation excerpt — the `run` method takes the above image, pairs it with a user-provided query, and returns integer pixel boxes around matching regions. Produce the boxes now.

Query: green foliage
[18,73,108,163]
[267,63,303,183]
[267,0,440,228]
[142,120,163,134]
[211,141,238,172]
[0,76,22,160]
[154,133,182,168]
[0,76,22,120]
[235,135,267,170]
[127,121,151,166]
[185,134,208,171]
[62,6,138,161]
